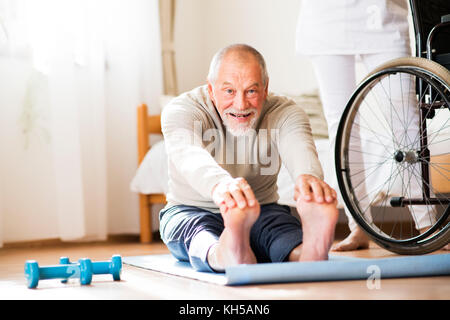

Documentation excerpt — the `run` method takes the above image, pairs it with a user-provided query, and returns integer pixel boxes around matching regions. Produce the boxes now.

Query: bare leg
[331,227,370,251]
[294,198,339,261]
[207,203,260,271]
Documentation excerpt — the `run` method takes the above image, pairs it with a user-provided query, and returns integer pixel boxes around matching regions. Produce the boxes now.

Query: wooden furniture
[137,103,166,243]
[430,153,450,193]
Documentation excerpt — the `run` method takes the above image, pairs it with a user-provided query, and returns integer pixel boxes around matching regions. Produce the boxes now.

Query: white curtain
[0,0,162,246]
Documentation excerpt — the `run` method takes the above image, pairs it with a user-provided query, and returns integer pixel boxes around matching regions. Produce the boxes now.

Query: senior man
[160,44,338,272]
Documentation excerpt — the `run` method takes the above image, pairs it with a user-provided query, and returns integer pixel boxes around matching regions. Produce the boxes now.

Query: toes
[331,238,369,252]
[331,241,358,252]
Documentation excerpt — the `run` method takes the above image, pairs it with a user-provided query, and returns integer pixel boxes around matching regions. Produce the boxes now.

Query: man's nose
[234,92,247,110]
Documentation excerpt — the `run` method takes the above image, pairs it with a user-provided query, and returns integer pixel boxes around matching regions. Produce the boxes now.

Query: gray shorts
[159,203,303,272]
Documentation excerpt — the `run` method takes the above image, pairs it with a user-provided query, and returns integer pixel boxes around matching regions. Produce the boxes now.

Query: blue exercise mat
[123,253,450,286]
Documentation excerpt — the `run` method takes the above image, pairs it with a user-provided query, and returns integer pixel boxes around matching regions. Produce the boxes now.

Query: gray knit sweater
[161,85,323,213]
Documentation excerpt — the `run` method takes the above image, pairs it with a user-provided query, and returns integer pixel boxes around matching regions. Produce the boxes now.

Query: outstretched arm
[161,100,233,199]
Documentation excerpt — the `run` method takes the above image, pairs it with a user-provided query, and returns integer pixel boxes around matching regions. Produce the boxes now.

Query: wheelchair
[335,0,450,254]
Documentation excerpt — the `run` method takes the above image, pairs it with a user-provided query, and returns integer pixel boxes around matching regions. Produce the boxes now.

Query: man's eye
[226,89,234,95]
[247,89,257,95]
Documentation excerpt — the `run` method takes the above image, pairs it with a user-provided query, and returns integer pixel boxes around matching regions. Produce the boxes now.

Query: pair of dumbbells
[24,255,122,289]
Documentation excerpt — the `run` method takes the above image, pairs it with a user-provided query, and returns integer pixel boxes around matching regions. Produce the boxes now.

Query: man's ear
[207,81,216,105]
[264,78,269,96]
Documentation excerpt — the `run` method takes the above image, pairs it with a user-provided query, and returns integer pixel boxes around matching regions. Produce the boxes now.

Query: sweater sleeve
[161,99,233,199]
[269,100,324,181]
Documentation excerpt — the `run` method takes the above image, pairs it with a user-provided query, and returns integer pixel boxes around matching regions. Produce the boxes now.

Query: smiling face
[207,51,268,136]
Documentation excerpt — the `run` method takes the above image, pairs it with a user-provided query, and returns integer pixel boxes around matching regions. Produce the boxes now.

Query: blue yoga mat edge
[224,254,450,285]
[123,253,450,286]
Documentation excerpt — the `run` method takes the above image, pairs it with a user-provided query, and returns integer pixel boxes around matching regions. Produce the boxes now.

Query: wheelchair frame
[393,0,450,207]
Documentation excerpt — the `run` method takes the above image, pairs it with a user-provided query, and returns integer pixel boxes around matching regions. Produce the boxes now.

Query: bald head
[207,44,268,88]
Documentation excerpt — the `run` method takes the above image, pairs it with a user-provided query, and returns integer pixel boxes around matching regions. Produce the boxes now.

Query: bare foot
[331,227,370,251]
[296,198,339,261]
[207,203,260,271]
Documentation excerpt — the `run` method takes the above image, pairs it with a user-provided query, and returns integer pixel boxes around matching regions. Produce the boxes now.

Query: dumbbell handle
[61,256,119,271]
[39,265,79,280]
[92,262,112,274]
[60,255,121,281]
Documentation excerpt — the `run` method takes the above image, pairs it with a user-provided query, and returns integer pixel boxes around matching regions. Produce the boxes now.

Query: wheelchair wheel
[336,57,450,254]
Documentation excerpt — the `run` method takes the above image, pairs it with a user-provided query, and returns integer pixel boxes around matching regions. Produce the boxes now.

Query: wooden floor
[0,238,449,300]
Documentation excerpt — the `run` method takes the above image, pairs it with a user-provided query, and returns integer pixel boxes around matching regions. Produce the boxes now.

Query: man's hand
[212,177,259,213]
[294,174,337,204]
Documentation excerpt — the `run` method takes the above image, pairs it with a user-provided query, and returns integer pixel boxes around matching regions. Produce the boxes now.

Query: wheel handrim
[336,66,450,245]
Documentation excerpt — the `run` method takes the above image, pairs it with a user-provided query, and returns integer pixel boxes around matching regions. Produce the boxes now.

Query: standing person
[295,0,431,250]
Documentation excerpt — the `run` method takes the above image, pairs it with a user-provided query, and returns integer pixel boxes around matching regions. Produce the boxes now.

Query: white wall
[174,0,318,95]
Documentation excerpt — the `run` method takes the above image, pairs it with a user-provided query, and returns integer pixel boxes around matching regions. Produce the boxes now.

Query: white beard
[222,107,258,136]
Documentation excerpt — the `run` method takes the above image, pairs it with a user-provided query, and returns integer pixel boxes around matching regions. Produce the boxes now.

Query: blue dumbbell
[60,255,122,282]
[24,258,93,289]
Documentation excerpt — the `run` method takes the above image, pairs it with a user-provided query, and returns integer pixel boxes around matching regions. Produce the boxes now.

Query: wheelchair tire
[335,57,450,255]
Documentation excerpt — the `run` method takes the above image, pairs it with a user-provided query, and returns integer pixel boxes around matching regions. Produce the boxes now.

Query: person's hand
[212,177,258,213]
[294,174,337,204]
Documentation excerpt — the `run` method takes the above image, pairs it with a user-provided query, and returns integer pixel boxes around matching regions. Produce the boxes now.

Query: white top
[161,85,323,212]
[295,0,411,55]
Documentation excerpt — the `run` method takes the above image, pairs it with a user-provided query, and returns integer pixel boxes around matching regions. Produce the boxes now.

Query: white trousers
[310,52,435,231]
